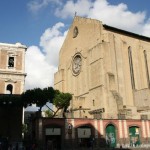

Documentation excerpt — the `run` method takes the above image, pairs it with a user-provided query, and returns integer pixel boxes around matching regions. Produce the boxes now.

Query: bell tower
[0,42,27,94]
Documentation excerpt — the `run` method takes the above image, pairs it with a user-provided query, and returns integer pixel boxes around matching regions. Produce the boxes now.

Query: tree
[22,87,72,118]
[52,92,72,118]
[22,87,55,112]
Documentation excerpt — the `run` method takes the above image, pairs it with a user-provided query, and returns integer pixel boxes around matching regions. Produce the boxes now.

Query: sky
[0,0,150,90]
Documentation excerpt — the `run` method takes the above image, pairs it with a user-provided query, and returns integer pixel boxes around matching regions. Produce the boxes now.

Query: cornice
[0,70,26,76]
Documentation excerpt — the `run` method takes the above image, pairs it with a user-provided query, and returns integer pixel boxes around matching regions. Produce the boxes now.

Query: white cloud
[40,22,67,67]
[25,23,67,90]
[54,0,150,36]
[28,0,150,36]
[142,19,150,37]
[55,0,93,19]
[87,0,146,34]
[28,0,62,13]
[25,46,56,89]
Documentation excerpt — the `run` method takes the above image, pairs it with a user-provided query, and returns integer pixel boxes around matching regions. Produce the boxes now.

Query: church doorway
[129,126,140,147]
[45,127,61,150]
[105,124,117,148]
[77,125,93,148]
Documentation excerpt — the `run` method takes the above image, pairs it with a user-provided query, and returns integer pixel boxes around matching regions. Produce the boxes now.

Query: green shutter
[129,126,140,146]
[106,124,116,148]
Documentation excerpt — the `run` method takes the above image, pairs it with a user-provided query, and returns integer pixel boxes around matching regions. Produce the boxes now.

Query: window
[6,84,13,94]
[73,26,78,38]
[128,47,135,89]
[144,50,150,88]
[93,100,95,106]
[108,73,115,90]
[8,56,14,68]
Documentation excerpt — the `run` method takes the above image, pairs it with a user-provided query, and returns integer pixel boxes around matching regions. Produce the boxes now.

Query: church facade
[52,17,150,148]
[54,16,150,120]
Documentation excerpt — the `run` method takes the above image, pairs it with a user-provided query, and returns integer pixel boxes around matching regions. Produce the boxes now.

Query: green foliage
[51,92,72,118]
[43,87,55,102]
[0,87,72,118]
[22,87,55,109]
[54,92,72,110]
[44,109,53,117]
[21,87,72,117]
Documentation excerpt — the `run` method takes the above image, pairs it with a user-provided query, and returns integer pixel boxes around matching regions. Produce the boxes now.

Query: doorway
[77,126,93,148]
[129,126,140,147]
[45,128,61,150]
[105,124,116,148]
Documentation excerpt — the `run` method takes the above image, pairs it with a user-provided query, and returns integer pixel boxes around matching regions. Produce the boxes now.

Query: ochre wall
[54,16,150,120]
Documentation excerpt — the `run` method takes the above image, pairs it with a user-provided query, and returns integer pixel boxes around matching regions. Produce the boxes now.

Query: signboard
[77,128,91,138]
[45,128,61,135]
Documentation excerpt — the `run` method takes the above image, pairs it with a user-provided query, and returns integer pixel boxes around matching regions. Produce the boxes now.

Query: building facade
[0,42,27,94]
[0,42,27,146]
[54,16,150,120]
[50,16,150,148]
[34,117,150,149]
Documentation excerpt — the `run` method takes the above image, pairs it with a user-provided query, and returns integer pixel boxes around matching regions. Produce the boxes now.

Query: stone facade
[0,42,27,145]
[0,42,27,94]
[54,16,150,120]
[34,117,150,149]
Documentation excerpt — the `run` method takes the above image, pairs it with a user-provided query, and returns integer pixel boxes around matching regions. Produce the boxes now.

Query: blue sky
[0,0,150,90]
[0,0,64,46]
[0,0,150,46]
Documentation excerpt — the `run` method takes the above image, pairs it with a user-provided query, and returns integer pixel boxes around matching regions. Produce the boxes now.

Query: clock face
[72,54,82,75]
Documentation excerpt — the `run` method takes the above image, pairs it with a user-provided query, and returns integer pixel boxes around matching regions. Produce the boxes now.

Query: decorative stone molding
[5,79,17,83]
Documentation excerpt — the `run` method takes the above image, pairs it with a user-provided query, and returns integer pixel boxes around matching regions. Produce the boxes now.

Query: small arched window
[6,84,13,94]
